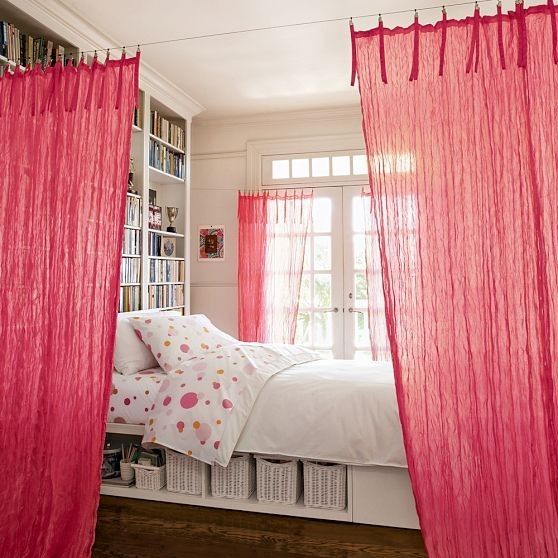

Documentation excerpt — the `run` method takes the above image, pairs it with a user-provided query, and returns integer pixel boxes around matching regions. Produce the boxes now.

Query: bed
[104,312,419,529]
[109,359,407,468]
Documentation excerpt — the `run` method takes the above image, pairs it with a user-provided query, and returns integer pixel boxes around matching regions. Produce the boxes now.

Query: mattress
[108,360,407,467]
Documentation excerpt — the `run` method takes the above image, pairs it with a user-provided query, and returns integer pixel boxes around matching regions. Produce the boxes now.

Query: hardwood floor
[94,496,427,558]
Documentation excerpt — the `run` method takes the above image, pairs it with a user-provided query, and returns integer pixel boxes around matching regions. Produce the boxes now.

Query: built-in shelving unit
[119,89,191,314]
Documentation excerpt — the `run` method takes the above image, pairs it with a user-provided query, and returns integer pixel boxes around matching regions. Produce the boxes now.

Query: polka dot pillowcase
[130,314,237,372]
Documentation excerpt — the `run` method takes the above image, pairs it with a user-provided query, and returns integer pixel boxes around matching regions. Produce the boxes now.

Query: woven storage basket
[211,453,255,499]
[256,456,301,505]
[166,448,203,495]
[303,461,346,510]
[131,464,166,491]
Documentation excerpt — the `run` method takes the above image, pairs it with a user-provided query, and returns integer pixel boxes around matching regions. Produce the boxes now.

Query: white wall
[190,106,363,337]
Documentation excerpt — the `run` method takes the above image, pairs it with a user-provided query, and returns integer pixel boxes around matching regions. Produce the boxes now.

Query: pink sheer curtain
[0,55,139,557]
[238,189,313,343]
[362,192,391,360]
[238,192,268,341]
[353,4,558,557]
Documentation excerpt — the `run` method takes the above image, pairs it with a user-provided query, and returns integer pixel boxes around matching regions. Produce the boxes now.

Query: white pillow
[129,314,237,371]
[113,310,181,375]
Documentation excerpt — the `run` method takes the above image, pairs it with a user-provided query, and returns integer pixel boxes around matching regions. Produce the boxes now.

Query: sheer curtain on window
[238,189,313,343]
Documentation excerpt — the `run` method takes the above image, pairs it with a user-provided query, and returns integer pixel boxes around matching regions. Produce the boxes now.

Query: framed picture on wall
[198,225,225,261]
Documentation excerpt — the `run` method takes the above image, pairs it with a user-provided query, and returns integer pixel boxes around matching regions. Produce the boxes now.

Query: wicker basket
[256,456,301,505]
[303,461,346,510]
[166,448,203,495]
[131,464,166,491]
[211,453,255,499]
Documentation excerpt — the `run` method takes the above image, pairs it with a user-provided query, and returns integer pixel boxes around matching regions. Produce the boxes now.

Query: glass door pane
[343,186,372,360]
[294,188,344,358]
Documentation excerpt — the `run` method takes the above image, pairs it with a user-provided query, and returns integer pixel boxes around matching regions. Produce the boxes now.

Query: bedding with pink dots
[141,343,320,466]
[108,368,166,425]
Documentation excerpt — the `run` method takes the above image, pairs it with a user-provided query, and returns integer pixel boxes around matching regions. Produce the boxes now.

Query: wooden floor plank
[94,496,427,558]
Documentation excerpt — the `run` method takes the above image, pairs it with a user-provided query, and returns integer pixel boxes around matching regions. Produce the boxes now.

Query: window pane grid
[266,152,369,184]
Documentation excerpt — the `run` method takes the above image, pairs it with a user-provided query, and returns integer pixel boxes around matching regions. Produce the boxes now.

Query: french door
[295,186,372,360]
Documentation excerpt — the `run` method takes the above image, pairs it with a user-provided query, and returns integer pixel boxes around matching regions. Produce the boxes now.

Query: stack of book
[148,284,184,309]
[149,139,184,179]
[148,232,162,256]
[123,229,141,255]
[133,105,143,129]
[125,195,141,227]
[119,286,141,313]
[121,257,141,284]
[0,22,65,66]
[149,259,184,283]
[150,111,185,151]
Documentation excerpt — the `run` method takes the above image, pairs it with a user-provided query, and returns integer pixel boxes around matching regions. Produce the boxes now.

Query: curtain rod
[78,0,497,56]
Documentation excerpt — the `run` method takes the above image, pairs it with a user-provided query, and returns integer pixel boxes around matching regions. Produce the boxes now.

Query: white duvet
[236,359,407,467]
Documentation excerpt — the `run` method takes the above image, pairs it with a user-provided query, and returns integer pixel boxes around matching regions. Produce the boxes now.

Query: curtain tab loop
[350,18,357,86]
[379,16,388,84]
[516,0,528,68]
[466,2,481,73]
[439,7,448,76]
[409,11,420,81]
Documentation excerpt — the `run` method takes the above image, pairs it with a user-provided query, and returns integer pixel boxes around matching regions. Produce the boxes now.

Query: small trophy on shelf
[166,206,179,233]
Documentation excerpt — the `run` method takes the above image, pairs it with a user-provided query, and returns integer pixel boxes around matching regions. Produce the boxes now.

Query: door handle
[348,307,364,314]
[324,307,339,313]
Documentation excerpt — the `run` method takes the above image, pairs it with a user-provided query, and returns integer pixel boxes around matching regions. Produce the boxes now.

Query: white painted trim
[106,422,144,436]
[194,105,362,128]
[191,151,246,161]
[246,134,366,189]
[8,0,205,118]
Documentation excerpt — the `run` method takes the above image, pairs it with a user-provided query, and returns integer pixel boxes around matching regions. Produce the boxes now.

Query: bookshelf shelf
[148,228,185,238]
[124,224,141,230]
[149,256,185,261]
[149,133,185,154]
[149,282,183,286]
[149,166,184,185]
[121,283,141,287]
[131,124,142,133]
[122,254,141,258]
[126,192,142,199]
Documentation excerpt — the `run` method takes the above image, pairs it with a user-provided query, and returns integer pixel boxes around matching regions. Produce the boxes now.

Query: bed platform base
[102,422,419,529]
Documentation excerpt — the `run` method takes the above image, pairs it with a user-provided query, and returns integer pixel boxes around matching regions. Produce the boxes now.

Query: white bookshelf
[120,90,191,314]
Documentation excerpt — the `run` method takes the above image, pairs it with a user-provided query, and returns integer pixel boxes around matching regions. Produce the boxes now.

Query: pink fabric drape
[353,4,558,557]
[0,55,139,557]
[238,189,313,343]
[238,192,268,342]
[362,192,391,361]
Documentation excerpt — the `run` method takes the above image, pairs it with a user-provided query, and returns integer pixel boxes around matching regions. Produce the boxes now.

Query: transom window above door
[262,151,368,185]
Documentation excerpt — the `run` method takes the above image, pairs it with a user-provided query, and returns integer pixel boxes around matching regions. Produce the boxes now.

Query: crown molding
[191,151,246,161]
[9,0,205,119]
[193,104,362,128]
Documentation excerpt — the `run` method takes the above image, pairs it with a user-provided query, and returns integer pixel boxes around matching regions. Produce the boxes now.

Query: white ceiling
[58,0,523,120]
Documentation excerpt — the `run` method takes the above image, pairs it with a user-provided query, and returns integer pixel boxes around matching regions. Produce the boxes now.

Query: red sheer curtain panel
[238,189,313,343]
[0,55,139,558]
[238,192,268,341]
[353,3,558,557]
